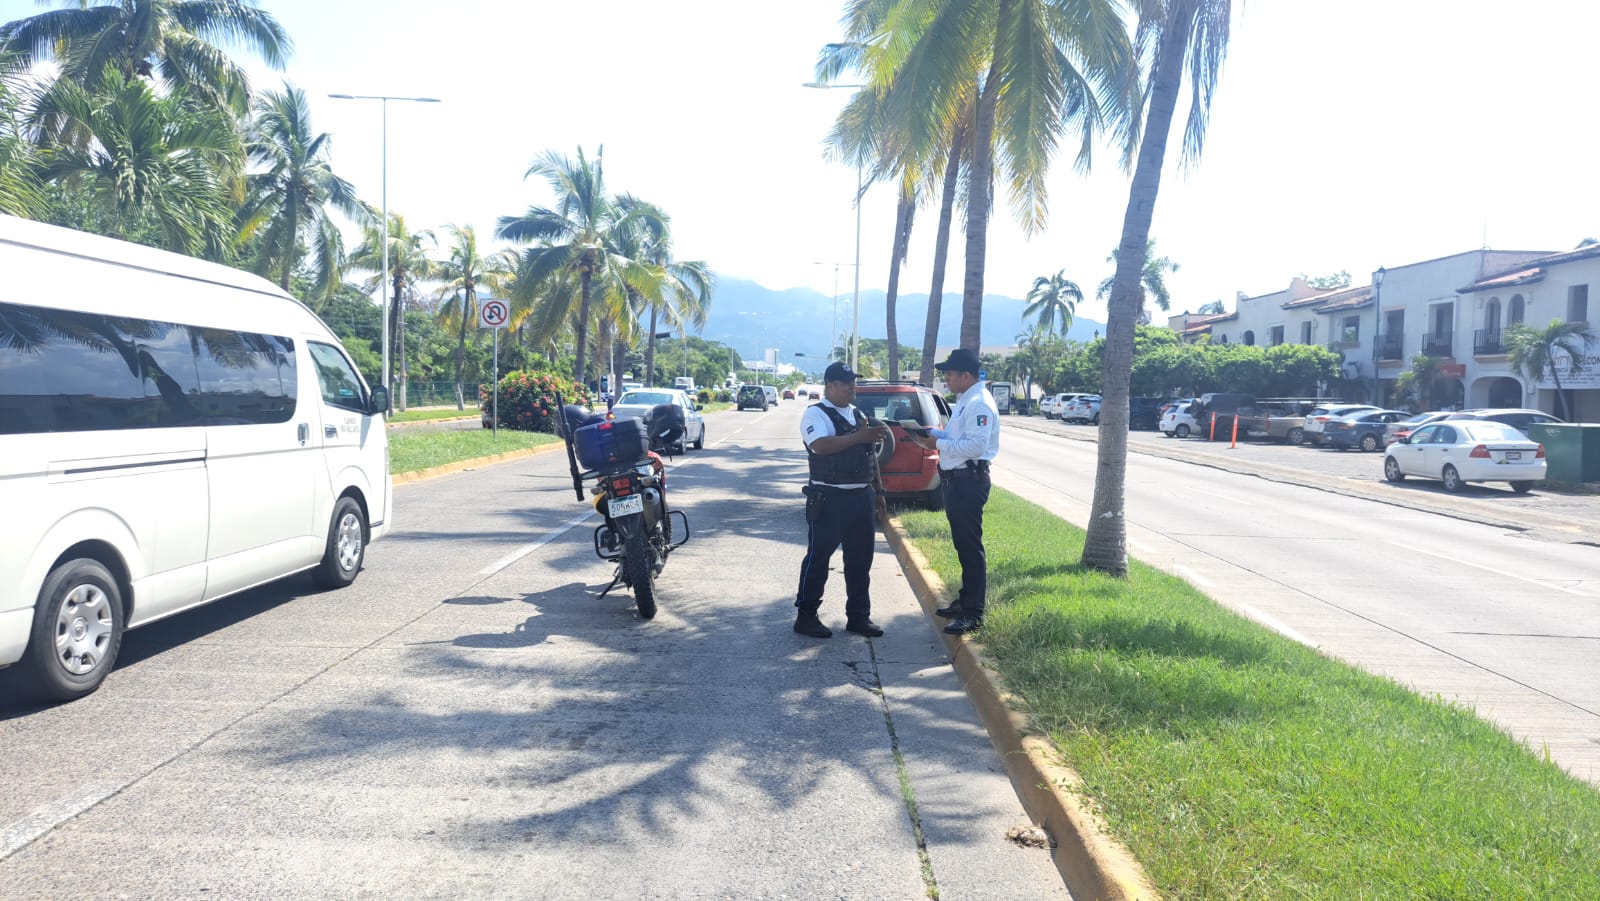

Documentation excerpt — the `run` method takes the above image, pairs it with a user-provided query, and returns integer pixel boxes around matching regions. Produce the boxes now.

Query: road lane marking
[0,780,123,861]
[1241,604,1319,649]
[477,509,598,578]
[1386,539,1597,598]
[1175,565,1214,588]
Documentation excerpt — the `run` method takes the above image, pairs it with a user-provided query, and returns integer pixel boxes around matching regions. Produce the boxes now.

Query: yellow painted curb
[884,517,1161,901]
[391,440,566,485]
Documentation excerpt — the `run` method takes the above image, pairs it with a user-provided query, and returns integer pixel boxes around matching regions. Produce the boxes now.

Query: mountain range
[700,276,1106,365]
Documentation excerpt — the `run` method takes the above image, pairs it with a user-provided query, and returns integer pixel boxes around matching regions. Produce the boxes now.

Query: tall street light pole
[804,81,867,373]
[328,93,441,400]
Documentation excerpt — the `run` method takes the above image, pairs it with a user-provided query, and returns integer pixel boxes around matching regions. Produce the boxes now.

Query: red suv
[851,381,952,509]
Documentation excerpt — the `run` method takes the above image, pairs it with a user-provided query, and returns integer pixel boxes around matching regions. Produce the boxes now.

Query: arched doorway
[1242,330,1256,346]
[1484,376,1523,408]
[1436,378,1465,410]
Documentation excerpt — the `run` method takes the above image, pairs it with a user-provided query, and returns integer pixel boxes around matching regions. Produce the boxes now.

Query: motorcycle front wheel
[624,526,658,619]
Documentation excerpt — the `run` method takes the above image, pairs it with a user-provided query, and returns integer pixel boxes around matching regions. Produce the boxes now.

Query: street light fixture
[1372,266,1387,404]
[328,93,441,402]
[804,81,867,374]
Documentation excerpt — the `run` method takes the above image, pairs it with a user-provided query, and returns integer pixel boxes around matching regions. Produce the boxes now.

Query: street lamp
[328,93,441,401]
[804,81,867,374]
[1372,266,1387,404]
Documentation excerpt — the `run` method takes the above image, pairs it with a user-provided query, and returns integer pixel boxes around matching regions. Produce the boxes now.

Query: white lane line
[1241,604,1319,649]
[476,509,597,577]
[1175,565,1215,588]
[0,781,123,861]
[1386,539,1597,598]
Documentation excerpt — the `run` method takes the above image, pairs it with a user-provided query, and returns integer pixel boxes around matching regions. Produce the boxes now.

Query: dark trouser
[942,472,990,617]
[795,485,876,620]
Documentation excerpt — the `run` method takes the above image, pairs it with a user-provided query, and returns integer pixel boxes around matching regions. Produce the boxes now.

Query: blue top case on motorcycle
[574,417,651,471]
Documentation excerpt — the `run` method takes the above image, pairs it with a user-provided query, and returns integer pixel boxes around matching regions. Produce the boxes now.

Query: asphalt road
[0,402,1065,899]
[996,421,1600,785]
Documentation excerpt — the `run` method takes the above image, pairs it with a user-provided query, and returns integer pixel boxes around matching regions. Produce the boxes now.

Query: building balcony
[1421,332,1453,358]
[1377,333,1405,361]
[1474,328,1505,355]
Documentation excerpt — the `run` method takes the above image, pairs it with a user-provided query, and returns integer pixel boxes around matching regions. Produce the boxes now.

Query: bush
[714,389,733,403]
[696,389,713,405]
[480,370,592,432]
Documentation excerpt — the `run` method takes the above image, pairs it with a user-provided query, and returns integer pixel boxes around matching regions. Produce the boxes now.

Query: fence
[395,379,481,409]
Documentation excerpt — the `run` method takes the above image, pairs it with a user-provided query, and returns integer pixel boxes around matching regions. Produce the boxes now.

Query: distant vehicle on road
[782,388,796,400]
[762,385,779,406]
[1323,409,1414,452]
[1061,395,1102,424]
[736,385,769,411]
[612,389,705,453]
[673,376,696,393]
[1384,420,1546,493]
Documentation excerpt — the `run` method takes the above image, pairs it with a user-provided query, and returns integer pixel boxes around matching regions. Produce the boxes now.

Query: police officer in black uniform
[793,361,891,639]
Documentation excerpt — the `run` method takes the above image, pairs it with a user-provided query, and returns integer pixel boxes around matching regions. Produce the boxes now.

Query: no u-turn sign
[480,298,510,328]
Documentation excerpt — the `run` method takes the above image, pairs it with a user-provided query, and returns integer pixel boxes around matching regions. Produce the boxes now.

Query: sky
[6,0,1600,333]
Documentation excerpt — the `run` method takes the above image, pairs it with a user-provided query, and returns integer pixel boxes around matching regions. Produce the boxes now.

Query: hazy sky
[7,1,1599,331]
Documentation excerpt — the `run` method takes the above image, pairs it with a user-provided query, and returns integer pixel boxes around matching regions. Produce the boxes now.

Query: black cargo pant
[795,484,876,621]
[942,468,991,617]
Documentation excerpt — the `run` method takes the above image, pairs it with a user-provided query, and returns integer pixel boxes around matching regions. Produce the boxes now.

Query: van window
[308,342,367,412]
[0,302,298,433]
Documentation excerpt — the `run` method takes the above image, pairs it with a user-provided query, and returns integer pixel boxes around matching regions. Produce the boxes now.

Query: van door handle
[298,423,309,445]
[325,425,339,438]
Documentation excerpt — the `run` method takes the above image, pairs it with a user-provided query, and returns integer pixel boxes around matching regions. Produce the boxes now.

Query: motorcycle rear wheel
[624,527,658,619]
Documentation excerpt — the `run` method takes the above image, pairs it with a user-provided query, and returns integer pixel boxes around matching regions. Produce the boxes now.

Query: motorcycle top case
[574,416,651,471]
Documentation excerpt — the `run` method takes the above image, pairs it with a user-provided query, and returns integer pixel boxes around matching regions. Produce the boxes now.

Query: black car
[1129,396,1164,430]
[736,385,769,411]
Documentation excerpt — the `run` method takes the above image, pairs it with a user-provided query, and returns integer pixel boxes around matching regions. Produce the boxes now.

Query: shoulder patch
[806,425,816,434]
[977,415,988,427]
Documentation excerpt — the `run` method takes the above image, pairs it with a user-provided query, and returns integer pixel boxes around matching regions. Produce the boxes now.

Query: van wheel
[1175,424,1190,438]
[24,559,124,702]
[314,497,366,588]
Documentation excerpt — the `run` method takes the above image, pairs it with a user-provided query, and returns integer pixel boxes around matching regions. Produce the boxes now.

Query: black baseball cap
[933,348,982,375]
[823,361,862,383]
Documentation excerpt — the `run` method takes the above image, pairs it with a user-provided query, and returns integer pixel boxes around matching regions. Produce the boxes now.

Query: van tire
[25,558,124,702]
[314,497,366,589]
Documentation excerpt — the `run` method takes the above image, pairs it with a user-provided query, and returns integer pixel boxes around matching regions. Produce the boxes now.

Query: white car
[610,389,706,452]
[1444,408,1565,437]
[1042,392,1089,420]
[1160,401,1198,438]
[1384,420,1546,493]
[1303,404,1380,445]
[1061,395,1102,424]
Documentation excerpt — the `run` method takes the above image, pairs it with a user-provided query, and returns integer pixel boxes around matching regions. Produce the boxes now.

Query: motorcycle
[555,396,690,619]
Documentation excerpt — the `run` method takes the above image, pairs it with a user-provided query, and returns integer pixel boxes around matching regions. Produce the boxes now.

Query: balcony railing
[1421,332,1453,357]
[1474,328,1505,355]
[1377,333,1404,360]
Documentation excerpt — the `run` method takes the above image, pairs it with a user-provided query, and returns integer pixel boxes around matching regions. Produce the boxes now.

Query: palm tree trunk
[1082,13,1190,577]
[646,306,658,387]
[392,268,407,411]
[573,272,592,389]
[279,206,299,291]
[921,138,963,386]
[885,194,914,382]
[453,282,474,410]
[960,2,1009,352]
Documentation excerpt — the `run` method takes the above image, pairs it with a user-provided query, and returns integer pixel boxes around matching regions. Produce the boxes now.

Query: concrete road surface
[0,403,1065,899]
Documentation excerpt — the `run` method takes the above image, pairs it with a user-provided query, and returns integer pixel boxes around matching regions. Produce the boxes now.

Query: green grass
[700,401,733,414]
[389,428,559,475]
[387,406,480,424]
[898,489,1600,899]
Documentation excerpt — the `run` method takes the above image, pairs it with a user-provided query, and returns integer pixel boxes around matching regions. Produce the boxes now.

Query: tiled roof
[1314,288,1375,314]
[1283,284,1370,311]
[1460,243,1600,293]
[1179,311,1234,337]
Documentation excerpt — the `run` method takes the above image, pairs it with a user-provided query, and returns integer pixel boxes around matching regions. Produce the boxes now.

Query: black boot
[794,613,832,638]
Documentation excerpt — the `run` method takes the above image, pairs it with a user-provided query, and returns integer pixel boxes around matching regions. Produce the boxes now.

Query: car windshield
[855,392,933,425]
[619,391,674,406]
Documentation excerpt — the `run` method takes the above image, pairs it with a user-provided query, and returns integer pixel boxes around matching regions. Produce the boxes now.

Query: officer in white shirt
[909,348,999,634]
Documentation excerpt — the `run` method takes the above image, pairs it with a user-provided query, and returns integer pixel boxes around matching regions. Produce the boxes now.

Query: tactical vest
[807,403,876,486]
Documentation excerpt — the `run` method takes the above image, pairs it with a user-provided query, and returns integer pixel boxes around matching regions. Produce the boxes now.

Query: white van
[0,216,391,701]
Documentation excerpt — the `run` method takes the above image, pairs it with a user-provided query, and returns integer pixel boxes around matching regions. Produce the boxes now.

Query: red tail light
[1469,444,1490,459]
[1536,444,1546,459]
[610,476,632,495]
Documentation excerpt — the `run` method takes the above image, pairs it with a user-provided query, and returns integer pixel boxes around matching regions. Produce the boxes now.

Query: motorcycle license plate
[608,494,644,517]
[1505,451,1522,461]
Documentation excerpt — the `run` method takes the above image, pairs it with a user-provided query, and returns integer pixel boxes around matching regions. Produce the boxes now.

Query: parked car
[851,380,953,509]
[611,389,706,452]
[1322,409,1414,452]
[1160,400,1198,438]
[1236,399,1319,445]
[1303,404,1380,445]
[783,388,796,400]
[736,384,769,411]
[1384,420,1546,493]
[762,385,779,406]
[1189,392,1256,440]
[1061,395,1102,424]
[1444,408,1565,437]
[1129,396,1165,430]
[1384,411,1452,446]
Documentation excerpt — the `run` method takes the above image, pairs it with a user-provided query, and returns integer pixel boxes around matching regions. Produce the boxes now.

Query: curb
[386,415,480,429]
[883,518,1161,901]
[391,440,565,485]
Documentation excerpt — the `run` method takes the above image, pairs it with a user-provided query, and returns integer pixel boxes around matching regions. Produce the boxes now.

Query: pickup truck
[1235,399,1324,445]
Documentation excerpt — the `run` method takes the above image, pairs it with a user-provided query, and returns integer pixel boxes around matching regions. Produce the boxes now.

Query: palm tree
[1025,270,1082,336]
[497,147,666,388]
[1507,318,1598,420]
[348,213,434,409]
[1392,354,1447,411]
[0,0,291,115]
[0,50,43,217]
[1095,240,1178,324]
[434,225,514,410]
[1083,0,1234,577]
[34,68,239,258]
[238,83,368,301]
[1196,299,1225,315]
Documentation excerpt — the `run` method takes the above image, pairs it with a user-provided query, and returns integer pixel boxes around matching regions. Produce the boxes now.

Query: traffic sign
[480,298,510,328]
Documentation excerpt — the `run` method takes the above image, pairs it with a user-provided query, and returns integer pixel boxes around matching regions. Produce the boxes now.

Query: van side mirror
[369,385,390,416]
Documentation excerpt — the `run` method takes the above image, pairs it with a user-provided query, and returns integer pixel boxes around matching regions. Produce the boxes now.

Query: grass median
[389,428,560,476]
[897,489,1600,899]
[388,406,480,424]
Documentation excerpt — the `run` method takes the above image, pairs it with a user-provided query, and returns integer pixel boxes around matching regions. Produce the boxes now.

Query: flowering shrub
[480,370,592,433]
